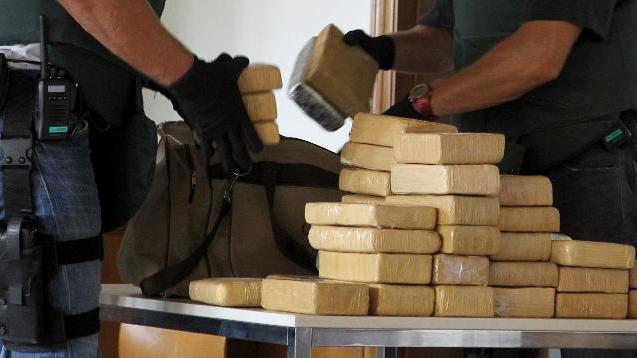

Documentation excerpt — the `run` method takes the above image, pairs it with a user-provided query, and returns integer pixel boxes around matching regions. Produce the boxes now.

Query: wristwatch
[408,83,436,119]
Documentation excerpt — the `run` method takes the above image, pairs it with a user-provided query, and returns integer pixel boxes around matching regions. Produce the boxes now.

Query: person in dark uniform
[0,0,261,356]
[345,1,637,358]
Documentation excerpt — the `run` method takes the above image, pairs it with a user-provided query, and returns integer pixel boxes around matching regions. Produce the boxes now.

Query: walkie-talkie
[35,15,78,141]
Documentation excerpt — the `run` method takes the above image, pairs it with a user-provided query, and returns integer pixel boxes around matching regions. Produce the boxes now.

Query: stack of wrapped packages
[340,113,457,205]
[239,64,283,146]
[386,131,505,317]
[489,176,560,318]
[551,239,635,319]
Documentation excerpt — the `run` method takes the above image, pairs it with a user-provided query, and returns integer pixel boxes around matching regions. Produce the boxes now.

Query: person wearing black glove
[343,30,396,70]
[167,55,263,174]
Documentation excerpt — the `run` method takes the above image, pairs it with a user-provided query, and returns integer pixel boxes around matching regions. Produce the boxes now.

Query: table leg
[288,328,312,358]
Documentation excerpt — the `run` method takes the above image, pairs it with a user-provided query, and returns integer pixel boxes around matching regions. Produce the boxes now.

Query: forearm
[57,0,193,86]
[389,25,454,75]
[431,21,581,116]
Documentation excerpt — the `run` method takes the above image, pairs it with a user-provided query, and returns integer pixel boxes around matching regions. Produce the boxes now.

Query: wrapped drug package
[350,113,457,148]
[318,251,433,284]
[243,92,278,122]
[305,202,437,230]
[499,175,553,207]
[239,64,283,94]
[391,164,500,196]
[309,226,441,254]
[437,226,501,256]
[556,293,628,319]
[189,278,262,307]
[342,194,387,205]
[499,207,560,233]
[339,168,391,197]
[550,240,636,269]
[489,262,558,287]
[490,233,552,262]
[386,195,500,226]
[494,288,555,318]
[432,254,490,286]
[368,284,435,316]
[434,286,495,318]
[394,133,505,165]
[557,267,629,293]
[261,276,369,315]
[253,122,280,146]
[341,142,396,172]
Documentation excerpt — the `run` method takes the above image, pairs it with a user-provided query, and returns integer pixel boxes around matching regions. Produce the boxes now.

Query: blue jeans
[0,120,102,358]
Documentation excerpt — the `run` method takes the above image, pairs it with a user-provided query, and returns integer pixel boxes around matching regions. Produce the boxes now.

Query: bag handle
[139,177,236,297]
[259,162,318,273]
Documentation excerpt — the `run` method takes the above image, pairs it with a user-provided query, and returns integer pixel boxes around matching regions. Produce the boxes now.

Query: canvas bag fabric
[118,122,342,297]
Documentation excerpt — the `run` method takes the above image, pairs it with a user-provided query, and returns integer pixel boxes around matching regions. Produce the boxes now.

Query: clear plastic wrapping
[368,284,434,316]
[288,37,346,131]
[385,195,500,226]
[189,278,262,307]
[550,240,636,269]
[253,122,280,146]
[318,251,433,284]
[438,226,501,256]
[394,133,505,165]
[239,64,283,94]
[490,233,552,262]
[261,275,369,315]
[350,113,457,148]
[339,168,391,197]
[242,92,278,122]
[499,175,553,207]
[489,262,558,287]
[341,142,396,172]
[391,165,501,196]
[434,286,495,318]
[558,267,629,293]
[308,226,441,254]
[432,254,489,286]
[494,288,555,318]
[499,207,560,233]
[556,293,628,319]
[305,202,437,230]
[341,194,387,205]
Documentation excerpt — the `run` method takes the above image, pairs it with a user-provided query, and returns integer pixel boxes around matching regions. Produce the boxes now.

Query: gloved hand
[167,54,263,174]
[343,30,396,70]
[383,96,427,120]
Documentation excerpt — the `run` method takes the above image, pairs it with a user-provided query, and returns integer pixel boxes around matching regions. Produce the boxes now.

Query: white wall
[144,0,372,152]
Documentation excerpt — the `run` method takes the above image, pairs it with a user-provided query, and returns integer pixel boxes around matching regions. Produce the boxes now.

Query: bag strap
[139,177,235,297]
[259,162,318,273]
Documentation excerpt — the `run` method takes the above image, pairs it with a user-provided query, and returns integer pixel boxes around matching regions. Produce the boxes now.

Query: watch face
[409,83,430,101]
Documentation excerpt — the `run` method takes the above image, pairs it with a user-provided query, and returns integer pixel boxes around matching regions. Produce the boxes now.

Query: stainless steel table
[100,284,637,358]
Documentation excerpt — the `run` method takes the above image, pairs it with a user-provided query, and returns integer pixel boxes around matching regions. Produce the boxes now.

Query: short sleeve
[418,0,455,31]
[522,0,618,40]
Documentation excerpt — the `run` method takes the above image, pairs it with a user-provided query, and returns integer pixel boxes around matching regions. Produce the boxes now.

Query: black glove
[167,54,263,174]
[343,30,396,70]
[383,96,427,120]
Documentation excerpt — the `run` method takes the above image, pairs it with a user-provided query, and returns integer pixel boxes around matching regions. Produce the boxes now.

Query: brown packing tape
[239,64,283,94]
[385,195,500,226]
[305,202,437,230]
[189,278,262,307]
[391,164,500,196]
[432,254,490,286]
[394,133,505,165]
[339,168,391,197]
[341,142,396,172]
[499,207,560,233]
[557,267,629,293]
[350,113,457,148]
[305,25,378,118]
[630,290,637,318]
[555,293,628,319]
[243,92,278,122]
[631,266,637,289]
[437,226,501,256]
[434,286,495,318]
[341,194,387,205]
[254,122,280,146]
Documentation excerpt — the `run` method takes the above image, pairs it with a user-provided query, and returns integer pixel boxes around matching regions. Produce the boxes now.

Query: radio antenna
[40,15,49,79]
